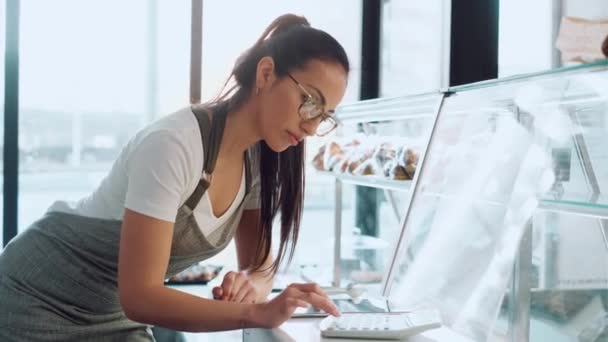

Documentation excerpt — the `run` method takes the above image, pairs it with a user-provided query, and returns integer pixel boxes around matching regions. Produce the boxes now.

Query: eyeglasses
[287,73,339,136]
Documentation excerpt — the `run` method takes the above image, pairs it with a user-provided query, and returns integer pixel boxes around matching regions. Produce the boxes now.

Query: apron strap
[183,103,228,213]
[244,149,252,197]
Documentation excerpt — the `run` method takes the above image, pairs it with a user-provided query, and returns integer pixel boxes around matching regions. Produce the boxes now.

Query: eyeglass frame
[286,72,339,136]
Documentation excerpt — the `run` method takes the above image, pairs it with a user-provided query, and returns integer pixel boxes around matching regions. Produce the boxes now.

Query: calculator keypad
[329,313,414,331]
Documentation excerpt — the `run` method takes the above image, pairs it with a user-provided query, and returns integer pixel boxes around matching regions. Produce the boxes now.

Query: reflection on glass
[387,64,608,341]
[390,111,554,341]
[529,212,608,341]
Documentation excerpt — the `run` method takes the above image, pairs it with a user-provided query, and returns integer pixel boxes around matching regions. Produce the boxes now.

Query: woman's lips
[287,132,299,146]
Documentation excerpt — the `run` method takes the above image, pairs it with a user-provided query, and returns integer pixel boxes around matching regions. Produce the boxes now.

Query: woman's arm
[234,209,275,301]
[118,209,257,332]
[118,209,339,332]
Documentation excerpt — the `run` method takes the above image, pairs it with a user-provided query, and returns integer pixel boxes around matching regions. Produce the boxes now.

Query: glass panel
[302,93,440,295]
[388,64,608,341]
[538,75,608,210]
[0,0,5,246]
[528,211,608,341]
[380,1,447,96]
[388,91,555,341]
[451,62,608,208]
[18,1,190,231]
[199,0,364,282]
[450,60,608,93]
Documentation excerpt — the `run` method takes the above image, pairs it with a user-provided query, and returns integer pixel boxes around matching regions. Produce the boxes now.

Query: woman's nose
[300,117,322,136]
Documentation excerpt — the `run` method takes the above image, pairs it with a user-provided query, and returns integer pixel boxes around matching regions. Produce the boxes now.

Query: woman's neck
[217,101,261,161]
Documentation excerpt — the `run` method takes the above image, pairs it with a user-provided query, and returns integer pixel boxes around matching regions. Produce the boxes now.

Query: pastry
[333,155,349,174]
[373,142,397,168]
[383,160,394,178]
[405,148,419,165]
[312,145,326,170]
[360,162,375,175]
[390,164,408,180]
[166,264,222,283]
[353,160,376,176]
[324,142,344,171]
[404,163,416,179]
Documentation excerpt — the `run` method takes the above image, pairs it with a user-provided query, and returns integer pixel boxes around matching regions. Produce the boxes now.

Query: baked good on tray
[165,264,222,284]
[312,137,420,180]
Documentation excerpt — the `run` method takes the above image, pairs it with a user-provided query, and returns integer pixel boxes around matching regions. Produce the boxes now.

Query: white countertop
[243,317,475,342]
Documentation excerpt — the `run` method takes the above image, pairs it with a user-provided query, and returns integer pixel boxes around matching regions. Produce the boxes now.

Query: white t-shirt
[47,106,261,237]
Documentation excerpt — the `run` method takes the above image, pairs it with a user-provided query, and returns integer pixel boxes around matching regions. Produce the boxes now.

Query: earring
[256,88,260,95]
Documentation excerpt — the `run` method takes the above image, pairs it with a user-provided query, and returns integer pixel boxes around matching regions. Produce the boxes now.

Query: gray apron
[0,104,256,341]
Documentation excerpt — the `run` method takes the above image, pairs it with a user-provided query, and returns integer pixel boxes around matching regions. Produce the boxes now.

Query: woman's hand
[251,283,340,329]
[213,271,259,304]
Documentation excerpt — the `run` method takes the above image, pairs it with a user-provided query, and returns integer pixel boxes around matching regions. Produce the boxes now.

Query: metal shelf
[538,199,608,220]
[316,171,412,192]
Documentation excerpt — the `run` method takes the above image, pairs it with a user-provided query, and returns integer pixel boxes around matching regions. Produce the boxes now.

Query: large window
[499,0,608,77]
[6,0,363,274]
[380,1,449,97]
[566,0,608,17]
[199,0,362,274]
[200,1,361,104]
[498,0,554,77]
[18,0,191,231]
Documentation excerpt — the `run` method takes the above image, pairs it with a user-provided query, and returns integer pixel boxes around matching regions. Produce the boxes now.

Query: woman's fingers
[219,272,236,300]
[286,297,311,309]
[222,271,248,300]
[233,280,255,303]
[286,285,340,316]
[302,291,340,317]
[219,271,257,303]
[288,282,328,297]
[212,286,223,299]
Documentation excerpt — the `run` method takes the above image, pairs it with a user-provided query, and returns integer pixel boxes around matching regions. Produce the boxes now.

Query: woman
[0,13,349,341]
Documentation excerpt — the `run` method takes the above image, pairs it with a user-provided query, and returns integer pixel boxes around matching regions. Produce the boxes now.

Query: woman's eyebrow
[305,83,327,105]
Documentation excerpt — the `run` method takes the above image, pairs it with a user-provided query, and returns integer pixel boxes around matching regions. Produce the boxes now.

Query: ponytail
[214,14,312,104]
[252,14,310,48]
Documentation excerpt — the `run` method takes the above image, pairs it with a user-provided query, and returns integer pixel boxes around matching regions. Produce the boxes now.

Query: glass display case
[307,92,443,296]
[317,61,608,341]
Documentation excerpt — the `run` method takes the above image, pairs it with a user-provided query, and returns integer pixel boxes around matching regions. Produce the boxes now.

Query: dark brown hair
[212,14,350,274]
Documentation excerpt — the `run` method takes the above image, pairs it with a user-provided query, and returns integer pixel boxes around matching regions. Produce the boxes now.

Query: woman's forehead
[292,61,347,107]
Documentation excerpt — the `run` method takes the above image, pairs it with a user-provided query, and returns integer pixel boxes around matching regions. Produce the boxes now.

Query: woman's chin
[265,140,290,153]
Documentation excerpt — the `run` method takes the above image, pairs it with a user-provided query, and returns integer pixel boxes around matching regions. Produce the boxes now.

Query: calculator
[319,309,442,340]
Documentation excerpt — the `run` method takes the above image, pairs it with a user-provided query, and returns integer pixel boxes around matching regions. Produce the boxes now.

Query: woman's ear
[255,56,276,92]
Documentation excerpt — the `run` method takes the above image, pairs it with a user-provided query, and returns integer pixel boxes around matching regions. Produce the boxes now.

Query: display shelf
[316,171,411,192]
[335,92,441,124]
[538,198,608,219]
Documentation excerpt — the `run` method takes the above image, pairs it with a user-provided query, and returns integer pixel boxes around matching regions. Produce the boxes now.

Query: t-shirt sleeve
[124,130,192,222]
